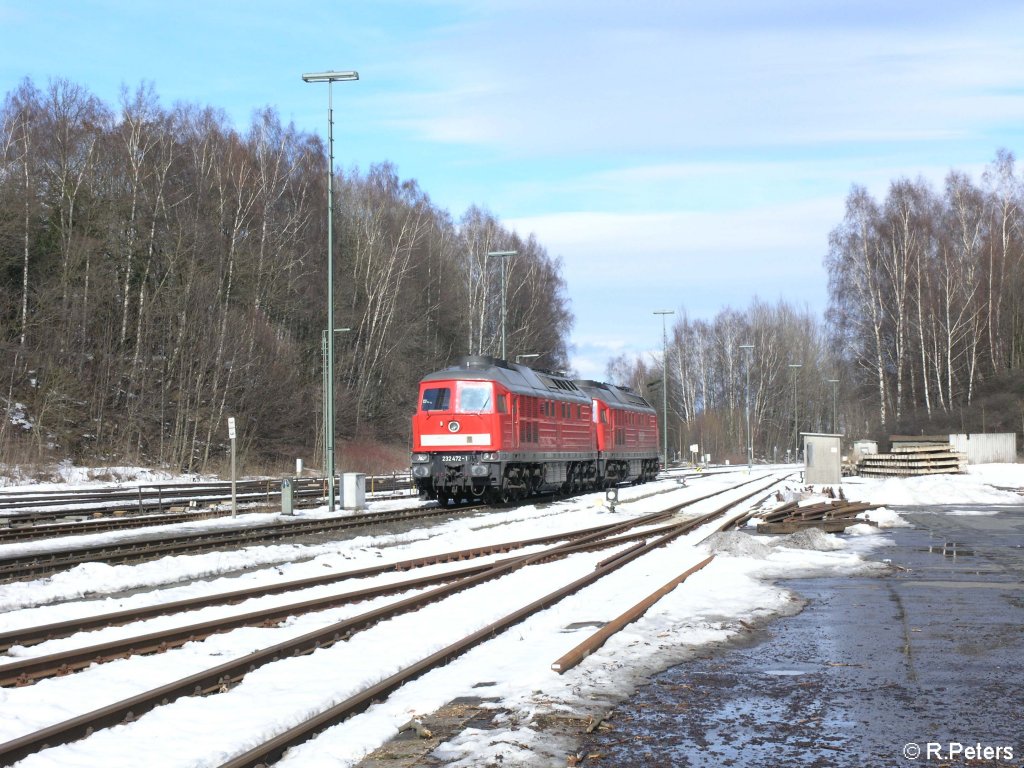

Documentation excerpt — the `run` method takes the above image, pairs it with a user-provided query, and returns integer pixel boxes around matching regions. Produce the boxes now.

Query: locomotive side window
[497,394,508,413]
[456,381,493,413]
[421,387,450,411]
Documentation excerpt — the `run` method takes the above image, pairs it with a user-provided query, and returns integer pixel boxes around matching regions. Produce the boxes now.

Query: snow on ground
[0,460,212,489]
[842,467,1024,506]
[965,462,1024,489]
[0,463,1020,766]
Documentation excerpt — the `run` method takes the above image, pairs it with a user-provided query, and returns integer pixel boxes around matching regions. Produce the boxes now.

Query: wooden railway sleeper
[0,475,789,764]
[0,497,715,763]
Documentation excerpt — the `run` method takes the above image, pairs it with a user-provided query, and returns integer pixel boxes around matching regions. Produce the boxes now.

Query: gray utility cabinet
[803,433,842,484]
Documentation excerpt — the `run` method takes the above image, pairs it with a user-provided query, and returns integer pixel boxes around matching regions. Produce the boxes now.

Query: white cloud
[508,197,842,264]
[370,7,1024,156]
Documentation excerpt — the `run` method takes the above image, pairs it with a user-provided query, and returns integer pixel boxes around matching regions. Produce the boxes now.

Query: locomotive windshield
[456,381,493,413]
[421,387,451,411]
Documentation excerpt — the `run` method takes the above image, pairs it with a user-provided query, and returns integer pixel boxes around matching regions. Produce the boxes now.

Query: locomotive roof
[421,355,590,402]
[420,357,655,412]
[574,379,656,412]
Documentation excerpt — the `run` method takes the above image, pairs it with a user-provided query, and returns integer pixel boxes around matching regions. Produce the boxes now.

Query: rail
[0,472,791,765]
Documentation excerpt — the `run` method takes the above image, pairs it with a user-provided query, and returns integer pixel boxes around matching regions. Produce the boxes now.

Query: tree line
[614,151,1024,463]
[826,151,1024,431]
[0,78,572,471]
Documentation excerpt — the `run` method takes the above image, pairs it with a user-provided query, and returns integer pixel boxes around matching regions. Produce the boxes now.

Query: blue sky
[3,1,1024,379]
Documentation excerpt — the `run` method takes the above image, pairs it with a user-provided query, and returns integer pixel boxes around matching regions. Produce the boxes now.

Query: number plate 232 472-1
[440,455,464,463]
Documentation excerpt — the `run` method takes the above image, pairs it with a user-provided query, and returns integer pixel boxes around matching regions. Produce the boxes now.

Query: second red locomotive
[410,355,659,505]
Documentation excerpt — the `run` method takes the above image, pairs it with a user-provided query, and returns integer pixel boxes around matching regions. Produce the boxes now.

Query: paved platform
[580,504,1024,767]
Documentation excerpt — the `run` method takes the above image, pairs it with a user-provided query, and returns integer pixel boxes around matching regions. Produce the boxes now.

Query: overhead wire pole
[739,344,754,471]
[789,363,802,461]
[654,310,675,469]
[302,69,359,512]
[486,251,516,360]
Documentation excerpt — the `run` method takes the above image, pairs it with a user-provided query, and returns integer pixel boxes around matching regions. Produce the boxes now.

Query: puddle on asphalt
[922,541,975,557]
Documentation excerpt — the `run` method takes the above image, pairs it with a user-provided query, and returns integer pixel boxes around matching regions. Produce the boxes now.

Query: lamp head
[302,71,359,83]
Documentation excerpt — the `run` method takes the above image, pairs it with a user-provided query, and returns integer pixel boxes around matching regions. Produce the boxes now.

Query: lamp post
[827,378,839,434]
[789,363,802,461]
[303,69,358,511]
[321,328,352,489]
[739,344,754,471]
[486,251,516,360]
[654,310,675,468]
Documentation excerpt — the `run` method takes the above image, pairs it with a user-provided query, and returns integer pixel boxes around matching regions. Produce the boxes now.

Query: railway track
[219,474,785,768]
[0,472,789,765]
[0,507,269,544]
[0,503,478,583]
[0,475,413,525]
[0,474,740,583]
[0,513,684,685]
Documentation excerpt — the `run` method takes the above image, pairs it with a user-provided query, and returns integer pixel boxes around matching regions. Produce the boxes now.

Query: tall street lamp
[486,251,516,360]
[321,328,352,489]
[827,378,840,434]
[789,363,802,461]
[303,69,358,511]
[654,310,675,468]
[739,344,754,471]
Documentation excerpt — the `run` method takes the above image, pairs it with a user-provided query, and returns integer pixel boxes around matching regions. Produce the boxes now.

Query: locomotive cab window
[421,387,450,411]
[456,381,493,413]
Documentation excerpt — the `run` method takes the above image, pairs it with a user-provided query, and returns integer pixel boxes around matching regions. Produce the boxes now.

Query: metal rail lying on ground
[0,511,687,683]
[0,501,692,764]
[0,503,479,583]
[0,473,788,765]
[218,474,789,768]
[0,475,413,523]
[551,555,716,674]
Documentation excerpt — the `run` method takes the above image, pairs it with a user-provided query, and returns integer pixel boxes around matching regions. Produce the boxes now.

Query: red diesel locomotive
[410,355,660,505]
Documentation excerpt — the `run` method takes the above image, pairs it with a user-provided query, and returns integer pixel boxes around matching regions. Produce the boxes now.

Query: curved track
[0,471,789,765]
[0,502,485,583]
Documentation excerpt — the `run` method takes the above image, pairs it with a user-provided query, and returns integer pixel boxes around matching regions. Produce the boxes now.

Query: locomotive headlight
[470,463,489,477]
[411,453,430,463]
[412,465,430,478]
[480,452,498,461]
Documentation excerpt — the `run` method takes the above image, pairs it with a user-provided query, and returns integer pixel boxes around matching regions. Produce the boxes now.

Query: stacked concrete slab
[857,435,967,477]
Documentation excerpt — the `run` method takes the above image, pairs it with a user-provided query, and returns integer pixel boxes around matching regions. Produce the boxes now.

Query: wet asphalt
[581,503,1024,767]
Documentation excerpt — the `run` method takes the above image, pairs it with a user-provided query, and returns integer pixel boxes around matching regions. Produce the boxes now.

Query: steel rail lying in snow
[0,512,686,683]
[0,474,776,651]
[0,503,483,583]
[0,476,414,522]
[550,555,717,674]
[548,478,797,675]
[0,508,268,544]
[0,471,772,583]
[0,498,704,764]
[0,506,683,654]
[218,474,789,768]
[0,478,320,517]
[0,472,787,766]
